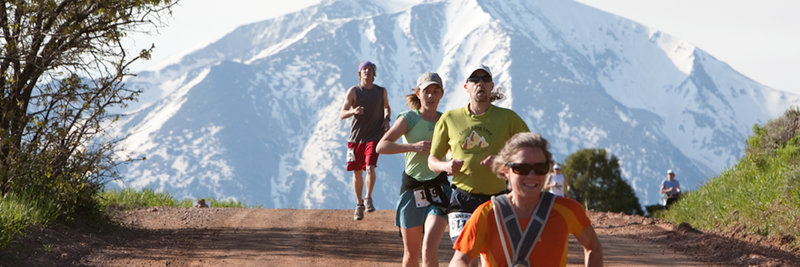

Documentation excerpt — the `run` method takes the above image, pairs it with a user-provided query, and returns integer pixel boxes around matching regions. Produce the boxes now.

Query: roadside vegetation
[0,0,178,248]
[657,108,800,250]
[0,193,61,246]
[563,148,644,215]
[1,188,249,247]
[98,188,250,209]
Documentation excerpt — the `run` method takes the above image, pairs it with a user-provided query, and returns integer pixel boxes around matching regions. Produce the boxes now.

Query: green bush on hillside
[746,108,800,158]
[661,108,800,250]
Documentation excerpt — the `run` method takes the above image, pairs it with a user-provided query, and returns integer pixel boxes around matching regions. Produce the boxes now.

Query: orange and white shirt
[453,197,591,267]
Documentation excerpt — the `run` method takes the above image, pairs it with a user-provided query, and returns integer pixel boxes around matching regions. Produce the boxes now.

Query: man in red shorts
[340,60,391,220]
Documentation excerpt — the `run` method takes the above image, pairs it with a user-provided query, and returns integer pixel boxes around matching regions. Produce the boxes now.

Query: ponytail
[490,87,505,102]
[405,88,421,110]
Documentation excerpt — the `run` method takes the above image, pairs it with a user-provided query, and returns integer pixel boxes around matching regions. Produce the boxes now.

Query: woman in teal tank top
[377,72,451,267]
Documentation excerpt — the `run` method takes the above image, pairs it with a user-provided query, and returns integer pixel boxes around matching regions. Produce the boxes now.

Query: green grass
[0,193,61,247]
[1,188,252,248]
[657,131,800,250]
[97,188,251,209]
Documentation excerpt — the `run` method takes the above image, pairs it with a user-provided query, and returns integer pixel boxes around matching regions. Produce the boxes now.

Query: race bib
[448,212,472,243]
[428,186,442,204]
[346,147,355,162]
[413,186,443,208]
[413,188,430,208]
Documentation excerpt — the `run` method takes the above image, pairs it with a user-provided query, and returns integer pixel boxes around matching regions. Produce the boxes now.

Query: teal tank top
[400,110,442,181]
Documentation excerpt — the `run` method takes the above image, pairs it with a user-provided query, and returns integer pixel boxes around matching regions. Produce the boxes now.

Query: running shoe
[353,204,365,220]
[365,198,375,212]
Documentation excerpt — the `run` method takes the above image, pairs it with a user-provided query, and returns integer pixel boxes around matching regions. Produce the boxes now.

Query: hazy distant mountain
[111,0,800,209]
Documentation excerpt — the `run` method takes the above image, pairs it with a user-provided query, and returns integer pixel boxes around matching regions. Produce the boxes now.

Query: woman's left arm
[576,226,603,267]
[448,250,473,267]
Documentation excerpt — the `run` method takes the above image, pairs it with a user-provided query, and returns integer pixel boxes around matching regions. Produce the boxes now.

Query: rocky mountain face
[112,0,799,209]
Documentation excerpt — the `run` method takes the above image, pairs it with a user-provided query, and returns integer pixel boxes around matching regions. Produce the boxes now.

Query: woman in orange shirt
[450,132,603,267]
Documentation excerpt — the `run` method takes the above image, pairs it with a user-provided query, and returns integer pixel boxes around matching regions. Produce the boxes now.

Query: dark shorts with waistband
[446,185,507,244]
[447,185,507,214]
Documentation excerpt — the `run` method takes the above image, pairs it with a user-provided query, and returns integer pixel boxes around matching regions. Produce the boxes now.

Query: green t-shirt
[399,110,442,181]
[430,105,529,194]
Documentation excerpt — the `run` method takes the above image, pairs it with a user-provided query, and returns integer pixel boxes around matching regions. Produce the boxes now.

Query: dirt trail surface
[5,207,800,266]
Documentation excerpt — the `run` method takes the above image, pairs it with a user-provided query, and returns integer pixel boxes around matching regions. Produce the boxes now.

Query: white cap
[553,164,561,170]
[416,72,443,90]
[465,64,492,82]
[667,169,674,174]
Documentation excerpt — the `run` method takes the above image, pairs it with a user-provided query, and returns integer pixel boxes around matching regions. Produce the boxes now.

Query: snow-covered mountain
[111,0,800,209]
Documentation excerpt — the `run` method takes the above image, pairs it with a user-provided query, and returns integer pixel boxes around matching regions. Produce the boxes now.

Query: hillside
[3,208,798,266]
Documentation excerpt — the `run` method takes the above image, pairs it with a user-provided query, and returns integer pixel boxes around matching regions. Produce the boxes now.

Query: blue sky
[125,0,800,95]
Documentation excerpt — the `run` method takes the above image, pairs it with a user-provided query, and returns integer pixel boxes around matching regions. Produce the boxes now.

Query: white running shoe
[365,198,375,212]
[353,204,365,220]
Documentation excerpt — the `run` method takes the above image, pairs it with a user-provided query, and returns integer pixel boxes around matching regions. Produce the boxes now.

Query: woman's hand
[411,140,431,154]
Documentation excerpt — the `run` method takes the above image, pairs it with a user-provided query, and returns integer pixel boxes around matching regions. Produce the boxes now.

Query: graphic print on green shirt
[430,105,529,194]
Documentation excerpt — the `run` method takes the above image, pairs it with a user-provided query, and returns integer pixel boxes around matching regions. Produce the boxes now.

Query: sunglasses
[467,75,492,83]
[505,162,551,176]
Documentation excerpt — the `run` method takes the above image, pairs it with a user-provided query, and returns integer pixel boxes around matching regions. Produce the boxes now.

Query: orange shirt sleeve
[553,197,591,235]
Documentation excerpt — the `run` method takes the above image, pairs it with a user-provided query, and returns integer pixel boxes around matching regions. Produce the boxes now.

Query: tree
[1,0,176,216]
[564,148,644,215]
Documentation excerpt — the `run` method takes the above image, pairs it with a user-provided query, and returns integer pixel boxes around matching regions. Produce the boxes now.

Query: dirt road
[5,207,798,266]
[67,207,796,266]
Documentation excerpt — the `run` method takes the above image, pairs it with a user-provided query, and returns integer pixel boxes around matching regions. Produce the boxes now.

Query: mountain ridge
[112,0,800,209]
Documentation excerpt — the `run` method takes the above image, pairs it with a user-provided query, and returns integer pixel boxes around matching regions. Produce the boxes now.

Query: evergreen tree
[564,148,644,215]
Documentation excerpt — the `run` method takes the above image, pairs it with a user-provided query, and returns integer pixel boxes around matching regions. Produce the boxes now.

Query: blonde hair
[405,89,421,110]
[491,132,552,179]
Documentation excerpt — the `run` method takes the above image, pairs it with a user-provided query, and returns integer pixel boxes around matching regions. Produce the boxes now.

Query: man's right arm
[427,115,463,175]
[340,88,357,119]
[428,115,447,173]
[428,154,449,173]
[427,136,453,172]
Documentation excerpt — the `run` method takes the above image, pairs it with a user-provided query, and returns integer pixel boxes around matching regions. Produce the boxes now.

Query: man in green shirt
[427,64,529,244]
